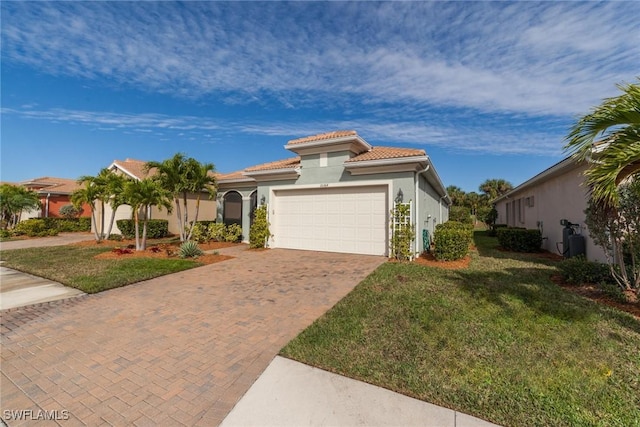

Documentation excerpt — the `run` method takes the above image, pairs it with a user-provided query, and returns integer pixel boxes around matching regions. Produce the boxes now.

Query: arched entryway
[223,191,243,227]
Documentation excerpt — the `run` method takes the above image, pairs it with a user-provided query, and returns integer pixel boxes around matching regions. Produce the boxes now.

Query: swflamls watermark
[3,409,70,421]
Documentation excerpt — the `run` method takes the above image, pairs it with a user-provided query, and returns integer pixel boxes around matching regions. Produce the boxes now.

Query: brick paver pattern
[1,247,385,426]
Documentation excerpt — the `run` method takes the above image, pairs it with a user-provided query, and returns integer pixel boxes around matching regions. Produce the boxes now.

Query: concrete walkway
[221,356,499,427]
[0,266,85,310]
[0,232,93,250]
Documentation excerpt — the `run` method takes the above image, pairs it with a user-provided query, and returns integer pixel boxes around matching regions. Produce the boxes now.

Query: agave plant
[178,240,203,258]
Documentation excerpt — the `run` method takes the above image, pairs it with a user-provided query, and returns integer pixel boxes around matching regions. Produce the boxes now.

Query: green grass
[0,244,201,293]
[281,231,640,427]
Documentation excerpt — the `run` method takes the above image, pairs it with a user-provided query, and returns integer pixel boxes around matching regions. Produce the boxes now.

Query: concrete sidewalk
[0,232,93,251]
[0,266,85,310]
[221,356,500,427]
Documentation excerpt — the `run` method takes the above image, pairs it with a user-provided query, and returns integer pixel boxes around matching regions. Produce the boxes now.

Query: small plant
[59,204,82,219]
[208,222,226,242]
[107,234,123,241]
[178,241,203,258]
[112,248,133,255]
[557,256,613,285]
[189,222,209,243]
[149,246,161,253]
[249,205,271,248]
[224,224,243,242]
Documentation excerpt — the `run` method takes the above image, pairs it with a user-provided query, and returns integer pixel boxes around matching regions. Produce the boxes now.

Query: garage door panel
[272,186,388,256]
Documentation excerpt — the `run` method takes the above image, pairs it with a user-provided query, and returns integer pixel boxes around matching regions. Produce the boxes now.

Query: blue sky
[1,1,638,193]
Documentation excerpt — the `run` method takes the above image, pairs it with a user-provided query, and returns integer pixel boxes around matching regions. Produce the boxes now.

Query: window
[319,152,328,167]
[223,191,243,226]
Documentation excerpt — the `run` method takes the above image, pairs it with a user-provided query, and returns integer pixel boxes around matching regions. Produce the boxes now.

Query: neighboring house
[493,156,607,262]
[217,130,450,256]
[19,177,91,219]
[98,158,217,236]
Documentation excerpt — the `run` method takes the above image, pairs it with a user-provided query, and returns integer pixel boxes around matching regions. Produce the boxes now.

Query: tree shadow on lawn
[473,231,563,267]
[451,267,640,335]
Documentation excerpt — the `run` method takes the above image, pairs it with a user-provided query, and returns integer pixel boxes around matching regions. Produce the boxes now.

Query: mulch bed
[550,275,640,320]
[413,252,471,270]
[79,239,238,265]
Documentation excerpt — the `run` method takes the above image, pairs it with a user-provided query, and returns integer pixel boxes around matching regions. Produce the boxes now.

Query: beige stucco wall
[93,194,217,236]
[495,162,607,262]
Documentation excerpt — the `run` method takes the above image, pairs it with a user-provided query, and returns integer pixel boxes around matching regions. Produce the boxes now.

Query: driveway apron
[1,248,385,426]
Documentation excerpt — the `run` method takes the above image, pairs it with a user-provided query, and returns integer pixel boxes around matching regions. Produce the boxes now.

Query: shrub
[487,223,507,237]
[59,204,82,218]
[43,217,91,232]
[208,223,226,242]
[14,219,59,237]
[249,205,271,249]
[116,219,169,239]
[0,229,11,238]
[189,222,209,243]
[497,228,542,252]
[224,224,243,242]
[107,234,123,241]
[449,206,473,224]
[557,256,614,285]
[178,240,203,258]
[433,221,472,261]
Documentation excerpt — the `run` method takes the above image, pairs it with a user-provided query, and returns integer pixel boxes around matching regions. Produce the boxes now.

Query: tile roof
[287,130,358,145]
[112,158,154,179]
[347,146,426,162]
[216,170,249,181]
[21,177,83,194]
[244,157,301,172]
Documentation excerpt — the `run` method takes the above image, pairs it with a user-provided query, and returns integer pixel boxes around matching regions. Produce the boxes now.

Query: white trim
[269,179,393,193]
[319,152,328,167]
[345,155,428,169]
[284,135,371,153]
[108,161,141,181]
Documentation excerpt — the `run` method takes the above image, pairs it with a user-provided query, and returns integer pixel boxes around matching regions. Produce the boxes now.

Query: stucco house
[493,156,607,262]
[19,177,91,219]
[97,158,218,236]
[217,130,450,256]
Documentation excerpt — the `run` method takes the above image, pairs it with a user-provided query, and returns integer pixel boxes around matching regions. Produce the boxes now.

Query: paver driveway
[1,247,385,426]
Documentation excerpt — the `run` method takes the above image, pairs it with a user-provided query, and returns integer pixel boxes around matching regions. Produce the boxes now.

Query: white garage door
[271,185,388,256]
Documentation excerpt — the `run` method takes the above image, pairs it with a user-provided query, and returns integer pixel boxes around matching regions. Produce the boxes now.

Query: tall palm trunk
[174,197,185,241]
[182,191,189,239]
[105,204,120,240]
[90,202,101,241]
[133,209,141,251]
[186,194,202,241]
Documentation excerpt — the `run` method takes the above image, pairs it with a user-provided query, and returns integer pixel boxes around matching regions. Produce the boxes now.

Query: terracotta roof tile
[216,170,249,181]
[21,177,83,194]
[112,158,154,180]
[347,146,426,162]
[244,157,301,172]
[287,130,358,145]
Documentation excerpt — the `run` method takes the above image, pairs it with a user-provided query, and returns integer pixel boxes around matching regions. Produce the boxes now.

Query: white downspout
[45,193,51,218]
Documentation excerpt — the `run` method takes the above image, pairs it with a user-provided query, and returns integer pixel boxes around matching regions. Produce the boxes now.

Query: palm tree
[122,178,172,251]
[184,158,217,241]
[479,178,513,201]
[446,185,466,207]
[72,181,102,241]
[145,154,189,241]
[0,184,41,229]
[145,154,217,242]
[564,80,640,206]
[102,172,128,239]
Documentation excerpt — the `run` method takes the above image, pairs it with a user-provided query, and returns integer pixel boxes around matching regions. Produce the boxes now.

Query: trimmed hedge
[43,217,91,232]
[496,227,542,252]
[14,219,59,237]
[449,206,473,224]
[433,221,473,261]
[116,219,169,239]
[487,223,507,237]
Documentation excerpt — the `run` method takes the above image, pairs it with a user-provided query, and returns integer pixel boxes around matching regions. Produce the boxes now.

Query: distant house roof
[109,158,154,180]
[20,177,82,195]
[244,157,301,172]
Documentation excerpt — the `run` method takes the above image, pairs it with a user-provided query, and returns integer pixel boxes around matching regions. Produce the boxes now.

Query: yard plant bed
[0,240,234,293]
[282,231,640,427]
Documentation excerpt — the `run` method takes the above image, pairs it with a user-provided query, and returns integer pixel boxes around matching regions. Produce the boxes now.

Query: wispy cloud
[1,106,563,156]
[2,2,638,117]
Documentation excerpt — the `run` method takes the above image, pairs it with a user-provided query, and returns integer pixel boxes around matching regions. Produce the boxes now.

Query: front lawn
[0,244,202,293]
[281,231,640,427]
